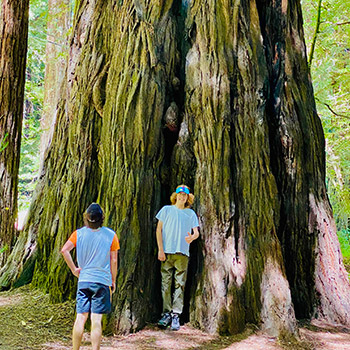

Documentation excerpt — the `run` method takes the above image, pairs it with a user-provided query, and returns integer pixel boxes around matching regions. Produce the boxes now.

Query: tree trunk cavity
[1,0,350,338]
[0,0,29,266]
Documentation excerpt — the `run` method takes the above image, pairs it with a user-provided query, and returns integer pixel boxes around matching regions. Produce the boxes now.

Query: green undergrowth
[0,285,75,350]
[338,228,350,276]
[278,331,313,350]
[192,326,256,350]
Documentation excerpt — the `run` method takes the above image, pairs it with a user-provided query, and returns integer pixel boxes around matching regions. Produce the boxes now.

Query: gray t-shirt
[156,205,199,257]
[76,226,116,286]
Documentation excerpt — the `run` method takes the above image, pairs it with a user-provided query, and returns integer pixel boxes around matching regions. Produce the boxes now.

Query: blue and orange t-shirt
[69,226,120,286]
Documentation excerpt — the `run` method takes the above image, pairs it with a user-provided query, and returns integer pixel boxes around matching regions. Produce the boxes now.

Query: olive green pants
[161,253,189,314]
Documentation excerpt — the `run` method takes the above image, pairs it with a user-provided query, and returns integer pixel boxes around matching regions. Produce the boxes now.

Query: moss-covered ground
[0,285,74,350]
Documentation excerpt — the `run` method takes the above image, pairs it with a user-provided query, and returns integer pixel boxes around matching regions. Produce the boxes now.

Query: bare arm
[156,220,166,261]
[61,240,81,278]
[110,250,118,293]
[185,226,200,244]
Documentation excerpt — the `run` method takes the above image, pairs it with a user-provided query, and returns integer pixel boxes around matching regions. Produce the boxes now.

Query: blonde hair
[170,184,194,208]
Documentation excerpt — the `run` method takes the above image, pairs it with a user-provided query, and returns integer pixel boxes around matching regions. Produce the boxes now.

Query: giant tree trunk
[1,0,350,337]
[0,0,29,266]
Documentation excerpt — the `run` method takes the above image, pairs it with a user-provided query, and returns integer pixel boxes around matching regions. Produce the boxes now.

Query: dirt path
[1,288,350,350]
[299,320,350,350]
[41,325,284,350]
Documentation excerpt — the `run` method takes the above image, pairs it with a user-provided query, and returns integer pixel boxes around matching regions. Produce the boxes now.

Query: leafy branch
[336,21,350,26]
[315,97,350,120]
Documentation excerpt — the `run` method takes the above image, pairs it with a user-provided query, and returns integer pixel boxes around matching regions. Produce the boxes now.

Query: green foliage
[0,133,9,153]
[338,228,350,258]
[0,245,8,254]
[302,0,350,256]
[19,0,48,211]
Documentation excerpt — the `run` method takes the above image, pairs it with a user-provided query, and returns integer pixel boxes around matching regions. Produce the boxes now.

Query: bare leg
[73,313,88,350]
[91,313,103,350]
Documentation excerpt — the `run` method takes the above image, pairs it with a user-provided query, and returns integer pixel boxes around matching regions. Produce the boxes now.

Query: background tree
[40,0,71,166]
[1,0,350,338]
[301,0,350,265]
[0,0,30,265]
[19,0,48,212]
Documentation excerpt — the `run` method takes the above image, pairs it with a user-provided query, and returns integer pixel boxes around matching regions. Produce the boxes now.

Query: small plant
[0,133,9,153]
[0,245,9,254]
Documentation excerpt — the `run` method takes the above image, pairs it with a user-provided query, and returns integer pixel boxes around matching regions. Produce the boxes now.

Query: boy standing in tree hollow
[156,184,200,331]
[61,203,119,350]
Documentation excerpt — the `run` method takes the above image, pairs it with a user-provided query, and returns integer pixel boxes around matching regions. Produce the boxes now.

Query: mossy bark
[97,0,177,332]
[0,0,29,266]
[1,0,350,337]
[0,0,105,296]
[177,0,296,336]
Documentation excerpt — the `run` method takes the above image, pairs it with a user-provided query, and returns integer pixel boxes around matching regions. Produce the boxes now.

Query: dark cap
[86,203,103,222]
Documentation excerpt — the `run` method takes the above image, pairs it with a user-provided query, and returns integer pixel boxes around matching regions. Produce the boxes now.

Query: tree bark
[0,0,29,266]
[1,0,350,338]
[97,1,177,331]
[0,0,104,294]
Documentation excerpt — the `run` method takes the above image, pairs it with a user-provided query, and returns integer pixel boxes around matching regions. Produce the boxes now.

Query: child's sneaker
[158,312,172,328]
[170,313,180,331]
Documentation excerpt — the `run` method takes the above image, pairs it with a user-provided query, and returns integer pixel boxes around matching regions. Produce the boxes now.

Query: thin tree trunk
[0,0,29,266]
[308,0,322,68]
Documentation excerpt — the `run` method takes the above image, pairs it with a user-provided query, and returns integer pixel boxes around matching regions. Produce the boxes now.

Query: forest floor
[1,286,350,350]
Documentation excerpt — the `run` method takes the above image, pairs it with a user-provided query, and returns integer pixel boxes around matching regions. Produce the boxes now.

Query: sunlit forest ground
[2,286,350,350]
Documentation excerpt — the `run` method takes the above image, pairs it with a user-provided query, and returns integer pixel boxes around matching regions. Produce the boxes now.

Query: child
[61,203,119,350]
[156,185,199,331]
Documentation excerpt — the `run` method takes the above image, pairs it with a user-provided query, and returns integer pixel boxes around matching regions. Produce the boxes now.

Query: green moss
[0,285,75,350]
[217,287,246,335]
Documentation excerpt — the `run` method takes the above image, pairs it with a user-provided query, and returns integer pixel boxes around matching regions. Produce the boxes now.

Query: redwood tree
[0,0,29,266]
[1,0,350,337]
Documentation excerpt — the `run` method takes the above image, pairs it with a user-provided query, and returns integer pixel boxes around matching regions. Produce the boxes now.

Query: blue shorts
[76,282,111,314]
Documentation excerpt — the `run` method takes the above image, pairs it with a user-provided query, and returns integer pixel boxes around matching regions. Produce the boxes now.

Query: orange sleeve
[110,234,120,251]
[68,230,77,247]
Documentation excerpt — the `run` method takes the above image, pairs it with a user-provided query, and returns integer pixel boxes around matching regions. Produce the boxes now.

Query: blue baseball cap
[175,186,190,195]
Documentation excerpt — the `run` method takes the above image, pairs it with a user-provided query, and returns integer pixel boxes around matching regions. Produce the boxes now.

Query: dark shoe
[170,313,180,331]
[158,312,172,328]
